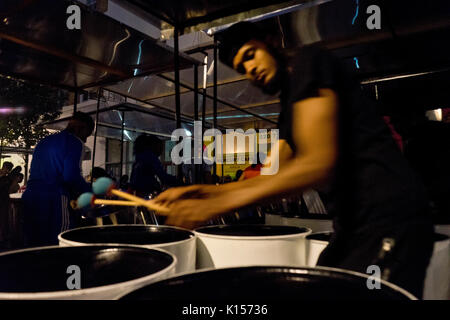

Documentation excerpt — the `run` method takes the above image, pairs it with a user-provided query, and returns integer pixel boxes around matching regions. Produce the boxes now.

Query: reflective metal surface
[0,0,200,89]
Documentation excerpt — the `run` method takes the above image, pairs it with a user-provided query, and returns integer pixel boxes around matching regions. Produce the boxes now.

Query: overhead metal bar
[0,31,130,78]
[101,87,190,119]
[360,67,450,85]
[123,0,178,26]
[206,0,332,35]
[207,99,281,115]
[143,76,247,101]
[157,74,277,125]
[181,0,306,29]
[96,122,173,138]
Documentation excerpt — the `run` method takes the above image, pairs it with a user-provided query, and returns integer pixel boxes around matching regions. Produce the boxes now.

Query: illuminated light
[352,0,360,25]
[127,80,134,93]
[0,106,26,114]
[134,40,144,76]
[353,57,360,69]
[425,108,443,122]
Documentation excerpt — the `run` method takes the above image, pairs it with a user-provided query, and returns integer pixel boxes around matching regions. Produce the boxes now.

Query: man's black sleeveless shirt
[277,46,428,233]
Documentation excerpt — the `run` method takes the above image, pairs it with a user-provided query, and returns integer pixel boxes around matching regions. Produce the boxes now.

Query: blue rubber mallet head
[77,192,95,209]
[92,177,115,195]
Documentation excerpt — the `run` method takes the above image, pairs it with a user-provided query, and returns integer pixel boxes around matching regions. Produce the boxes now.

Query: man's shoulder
[37,130,81,149]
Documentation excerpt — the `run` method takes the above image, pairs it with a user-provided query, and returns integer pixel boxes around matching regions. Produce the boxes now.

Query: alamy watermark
[66,5,81,30]
[170,122,279,175]
[66,265,81,290]
[366,5,381,30]
[366,264,382,290]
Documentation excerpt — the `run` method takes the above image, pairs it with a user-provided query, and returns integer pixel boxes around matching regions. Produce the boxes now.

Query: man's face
[75,123,93,143]
[79,125,93,143]
[233,40,280,94]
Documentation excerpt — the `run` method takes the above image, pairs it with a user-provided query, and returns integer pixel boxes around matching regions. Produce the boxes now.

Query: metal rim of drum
[58,224,196,247]
[306,231,333,243]
[120,265,417,300]
[0,244,177,299]
[194,224,312,240]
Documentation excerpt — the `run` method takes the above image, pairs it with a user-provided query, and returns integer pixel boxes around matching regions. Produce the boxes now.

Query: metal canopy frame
[0,0,302,183]
[113,0,295,181]
[0,0,214,182]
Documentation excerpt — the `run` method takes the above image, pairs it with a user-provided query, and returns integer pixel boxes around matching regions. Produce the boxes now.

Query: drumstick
[76,192,139,209]
[92,177,170,214]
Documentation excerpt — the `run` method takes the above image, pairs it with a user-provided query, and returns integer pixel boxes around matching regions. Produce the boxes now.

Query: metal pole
[120,110,125,179]
[213,37,218,178]
[91,88,102,186]
[194,64,199,184]
[73,89,78,113]
[201,55,207,183]
[174,25,182,181]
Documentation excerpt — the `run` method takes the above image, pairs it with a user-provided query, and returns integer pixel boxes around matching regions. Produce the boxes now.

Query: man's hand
[163,196,234,229]
[154,184,220,206]
[155,185,246,229]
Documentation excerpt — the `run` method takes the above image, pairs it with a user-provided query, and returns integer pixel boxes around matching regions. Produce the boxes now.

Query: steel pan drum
[306,232,333,267]
[58,225,196,274]
[195,225,311,269]
[0,245,176,300]
[121,266,416,300]
[423,233,450,300]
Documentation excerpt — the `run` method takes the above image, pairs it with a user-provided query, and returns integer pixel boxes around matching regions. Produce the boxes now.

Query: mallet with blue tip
[91,177,170,213]
[76,192,141,209]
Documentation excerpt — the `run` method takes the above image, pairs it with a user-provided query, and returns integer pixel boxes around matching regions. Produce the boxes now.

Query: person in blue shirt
[22,112,94,246]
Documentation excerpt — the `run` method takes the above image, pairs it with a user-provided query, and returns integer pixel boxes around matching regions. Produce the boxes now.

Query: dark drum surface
[195,225,309,236]
[306,232,333,242]
[0,246,173,293]
[62,226,194,245]
[433,233,449,242]
[121,267,412,301]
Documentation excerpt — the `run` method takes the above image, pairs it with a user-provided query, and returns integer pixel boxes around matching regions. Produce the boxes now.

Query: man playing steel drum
[155,22,433,298]
[22,112,94,247]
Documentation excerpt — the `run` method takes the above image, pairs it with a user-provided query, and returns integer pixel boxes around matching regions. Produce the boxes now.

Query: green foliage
[0,75,67,148]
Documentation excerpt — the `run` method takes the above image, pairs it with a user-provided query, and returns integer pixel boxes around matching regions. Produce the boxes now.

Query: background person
[22,112,94,246]
[129,134,177,198]
[0,161,13,177]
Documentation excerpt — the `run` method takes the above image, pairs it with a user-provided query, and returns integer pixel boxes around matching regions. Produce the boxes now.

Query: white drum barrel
[0,245,176,300]
[423,233,450,300]
[58,225,196,274]
[305,232,332,267]
[194,224,311,269]
[121,266,417,301]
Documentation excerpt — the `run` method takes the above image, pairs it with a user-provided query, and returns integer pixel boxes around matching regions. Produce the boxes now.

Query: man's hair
[133,134,163,156]
[217,21,266,69]
[2,161,13,171]
[91,167,110,180]
[10,166,22,176]
[71,112,95,133]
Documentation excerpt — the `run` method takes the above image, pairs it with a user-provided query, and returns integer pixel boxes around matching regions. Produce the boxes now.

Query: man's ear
[265,34,284,50]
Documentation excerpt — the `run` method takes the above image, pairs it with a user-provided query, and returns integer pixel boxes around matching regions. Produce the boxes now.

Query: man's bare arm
[220,88,339,208]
